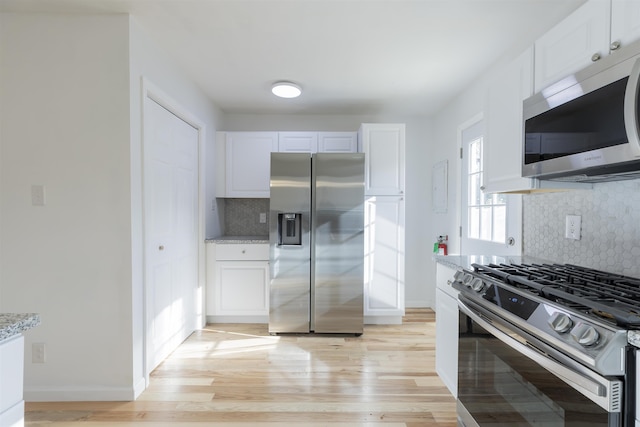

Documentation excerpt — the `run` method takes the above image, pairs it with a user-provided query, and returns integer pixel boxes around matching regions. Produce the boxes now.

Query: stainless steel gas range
[452,262,640,427]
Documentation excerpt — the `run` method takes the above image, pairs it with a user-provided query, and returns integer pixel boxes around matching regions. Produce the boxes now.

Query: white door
[460,119,521,255]
[144,97,199,373]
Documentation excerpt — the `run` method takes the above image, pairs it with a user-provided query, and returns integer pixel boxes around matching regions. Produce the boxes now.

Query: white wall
[221,114,433,308]
[0,13,133,399]
[0,12,224,401]
[425,66,496,306]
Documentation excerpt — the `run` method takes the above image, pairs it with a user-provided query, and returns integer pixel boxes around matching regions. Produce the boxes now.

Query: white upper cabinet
[484,48,591,193]
[278,131,358,153]
[359,123,406,196]
[611,0,640,48]
[318,132,358,153]
[534,0,610,93]
[484,48,535,193]
[535,0,640,93]
[218,131,277,198]
[278,132,318,153]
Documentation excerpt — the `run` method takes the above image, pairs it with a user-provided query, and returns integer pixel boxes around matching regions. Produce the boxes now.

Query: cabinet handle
[611,40,621,51]
[591,52,601,62]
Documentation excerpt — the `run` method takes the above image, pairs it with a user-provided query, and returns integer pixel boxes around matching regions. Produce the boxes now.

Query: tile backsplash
[523,179,640,277]
[222,198,270,236]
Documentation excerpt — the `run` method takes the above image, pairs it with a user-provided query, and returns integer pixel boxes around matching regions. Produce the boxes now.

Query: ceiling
[0,0,585,116]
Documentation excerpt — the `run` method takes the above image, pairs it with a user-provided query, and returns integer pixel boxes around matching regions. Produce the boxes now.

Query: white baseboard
[206,315,268,324]
[25,385,136,402]
[364,315,402,325]
[406,300,434,309]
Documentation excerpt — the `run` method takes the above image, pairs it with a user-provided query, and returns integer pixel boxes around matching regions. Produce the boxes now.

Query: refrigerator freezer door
[269,153,312,333]
[312,153,365,334]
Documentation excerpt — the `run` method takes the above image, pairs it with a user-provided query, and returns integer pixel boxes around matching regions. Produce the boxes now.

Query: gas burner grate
[472,263,640,327]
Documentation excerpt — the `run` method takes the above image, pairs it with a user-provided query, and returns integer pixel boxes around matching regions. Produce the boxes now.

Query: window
[466,135,506,243]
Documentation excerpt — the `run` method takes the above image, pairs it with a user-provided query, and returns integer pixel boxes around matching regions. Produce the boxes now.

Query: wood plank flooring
[25,308,457,426]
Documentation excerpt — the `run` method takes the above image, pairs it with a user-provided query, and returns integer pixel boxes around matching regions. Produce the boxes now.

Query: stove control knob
[570,323,600,347]
[470,278,485,292]
[462,273,474,287]
[548,312,573,333]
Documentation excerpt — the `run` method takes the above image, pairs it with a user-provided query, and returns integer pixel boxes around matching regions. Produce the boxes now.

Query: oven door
[457,296,625,427]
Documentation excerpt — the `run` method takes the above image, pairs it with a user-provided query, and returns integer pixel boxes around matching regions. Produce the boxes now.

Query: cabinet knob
[242,249,246,254]
[399,190,404,194]
[480,185,486,191]
[159,245,165,251]
[591,52,601,62]
[610,40,621,51]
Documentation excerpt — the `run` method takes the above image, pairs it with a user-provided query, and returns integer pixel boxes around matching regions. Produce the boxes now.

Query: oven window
[458,318,615,426]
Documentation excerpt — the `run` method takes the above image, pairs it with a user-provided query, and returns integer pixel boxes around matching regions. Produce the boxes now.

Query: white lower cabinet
[206,243,270,322]
[435,263,458,397]
[0,334,25,427]
[364,196,405,323]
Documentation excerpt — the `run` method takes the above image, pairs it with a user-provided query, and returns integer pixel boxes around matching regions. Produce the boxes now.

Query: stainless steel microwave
[522,41,640,182]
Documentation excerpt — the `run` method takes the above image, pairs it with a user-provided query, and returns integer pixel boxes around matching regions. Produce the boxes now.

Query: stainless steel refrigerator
[269,152,364,335]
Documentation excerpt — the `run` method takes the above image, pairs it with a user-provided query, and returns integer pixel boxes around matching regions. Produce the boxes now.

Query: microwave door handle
[458,299,622,413]
[624,57,640,157]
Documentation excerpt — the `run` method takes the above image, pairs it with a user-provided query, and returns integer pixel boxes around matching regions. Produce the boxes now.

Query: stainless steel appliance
[269,152,364,335]
[452,263,640,427]
[523,39,640,182]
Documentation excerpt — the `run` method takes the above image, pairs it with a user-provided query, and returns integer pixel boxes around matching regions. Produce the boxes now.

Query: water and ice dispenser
[277,213,302,246]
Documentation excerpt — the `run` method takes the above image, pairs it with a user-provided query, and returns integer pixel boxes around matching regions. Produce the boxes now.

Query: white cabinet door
[435,287,458,397]
[611,0,640,49]
[364,196,405,322]
[278,132,318,153]
[484,48,592,194]
[359,123,405,195]
[485,47,535,193]
[318,131,358,153]
[214,261,269,316]
[225,132,277,197]
[0,335,24,427]
[534,0,610,93]
[206,243,270,321]
[435,264,458,397]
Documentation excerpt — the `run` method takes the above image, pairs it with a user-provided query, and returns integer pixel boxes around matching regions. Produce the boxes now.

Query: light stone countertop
[0,313,40,342]
[206,235,269,244]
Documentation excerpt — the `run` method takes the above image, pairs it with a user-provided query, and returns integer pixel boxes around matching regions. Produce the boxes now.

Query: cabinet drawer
[215,243,269,261]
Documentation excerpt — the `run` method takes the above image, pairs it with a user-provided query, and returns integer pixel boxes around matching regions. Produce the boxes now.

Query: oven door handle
[459,299,622,413]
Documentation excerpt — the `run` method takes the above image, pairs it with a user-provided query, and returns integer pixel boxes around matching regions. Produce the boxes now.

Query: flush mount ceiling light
[271,81,302,98]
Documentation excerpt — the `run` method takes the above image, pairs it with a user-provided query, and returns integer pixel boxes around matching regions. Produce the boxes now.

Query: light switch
[259,212,267,223]
[31,184,46,206]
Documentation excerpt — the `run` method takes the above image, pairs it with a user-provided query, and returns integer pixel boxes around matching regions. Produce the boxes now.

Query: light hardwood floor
[25,308,457,426]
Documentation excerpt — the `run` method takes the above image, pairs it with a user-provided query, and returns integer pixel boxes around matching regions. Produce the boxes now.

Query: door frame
[140,77,206,386]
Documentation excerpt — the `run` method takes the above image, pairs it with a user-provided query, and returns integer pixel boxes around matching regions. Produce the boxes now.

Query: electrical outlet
[32,342,46,363]
[565,215,581,240]
[259,212,267,223]
[31,184,46,206]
